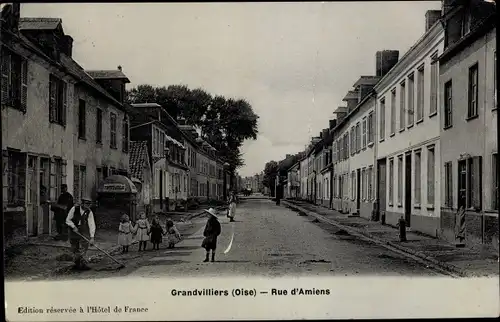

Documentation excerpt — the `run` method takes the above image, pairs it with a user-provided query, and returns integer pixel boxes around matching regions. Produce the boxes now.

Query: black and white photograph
[2,1,499,320]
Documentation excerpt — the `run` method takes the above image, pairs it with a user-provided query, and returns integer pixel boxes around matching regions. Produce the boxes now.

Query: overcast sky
[22,2,441,177]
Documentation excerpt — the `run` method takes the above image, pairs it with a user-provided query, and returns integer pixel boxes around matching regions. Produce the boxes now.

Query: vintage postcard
[2,1,499,321]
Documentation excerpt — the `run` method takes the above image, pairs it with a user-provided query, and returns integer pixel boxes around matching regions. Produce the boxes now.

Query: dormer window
[461,10,471,37]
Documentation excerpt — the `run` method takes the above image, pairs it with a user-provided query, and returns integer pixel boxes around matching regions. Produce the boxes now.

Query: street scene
[2,1,498,285]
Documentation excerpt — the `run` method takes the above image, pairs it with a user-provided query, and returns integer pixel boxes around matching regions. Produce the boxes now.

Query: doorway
[40,157,50,234]
[405,153,412,226]
[377,159,387,221]
[458,160,467,209]
[26,155,39,236]
[356,169,361,213]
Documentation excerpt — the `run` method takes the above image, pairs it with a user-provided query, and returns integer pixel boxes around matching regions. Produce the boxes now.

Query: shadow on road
[215,260,251,263]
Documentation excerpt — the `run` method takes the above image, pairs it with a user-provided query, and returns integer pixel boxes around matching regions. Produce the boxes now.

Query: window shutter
[62,160,67,186]
[73,165,80,202]
[471,156,482,210]
[2,150,9,204]
[1,51,10,105]
[49,158,56,201]
[20,59,28,113]
[49,77,56,122]
[62,82,67,126]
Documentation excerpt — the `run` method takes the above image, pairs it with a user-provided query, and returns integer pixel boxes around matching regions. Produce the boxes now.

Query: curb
[282,201,468,278]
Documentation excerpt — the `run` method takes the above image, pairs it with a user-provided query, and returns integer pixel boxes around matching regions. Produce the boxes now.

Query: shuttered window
[4,150,26,206]
[49,75,67,125]
[397,155,403,205]
[350,127,355,156]
[389,158,394,206]
[96,108,103,143]
[78,99,86,139]
[427,146,435,205]
[367,166,373,201]
[368,112,374,144]
[110,113,117,148]
[122,116,129,153]
[415,151,422,205]
[1,49,28,112]
[493,154,498,210]
[362,118,367,149]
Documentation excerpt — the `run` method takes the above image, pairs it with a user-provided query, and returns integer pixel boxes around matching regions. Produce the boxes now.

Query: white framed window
[417,65,425,121]
[367,166,373,201]
[400,81,406,129]
[427,146,435,205]
[397,155,403,206]
[430,52,439,116]
[390,88,396,134]
[389,158,394,206]
[379,98,386,141]
[408,73,415,126]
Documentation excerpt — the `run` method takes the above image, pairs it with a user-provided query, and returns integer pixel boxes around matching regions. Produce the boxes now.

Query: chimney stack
[376,50,399,77]
[329,119,337,129]
[425,10,441,32]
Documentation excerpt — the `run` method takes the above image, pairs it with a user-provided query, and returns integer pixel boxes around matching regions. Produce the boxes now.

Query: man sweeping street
[65,197,96,271]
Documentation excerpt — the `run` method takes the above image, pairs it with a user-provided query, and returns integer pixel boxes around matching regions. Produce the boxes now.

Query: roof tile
[129,141,149,181]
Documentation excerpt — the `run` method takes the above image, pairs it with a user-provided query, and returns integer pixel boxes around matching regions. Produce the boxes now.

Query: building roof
[86,69,131,83]
[129,141,149,181]
[19,17,62,30]
[131,102,162,108]
[352,76,381,88]
[342,90,359,101]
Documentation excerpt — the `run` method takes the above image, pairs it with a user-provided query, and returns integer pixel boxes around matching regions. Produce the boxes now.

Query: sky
[22,2,442,178]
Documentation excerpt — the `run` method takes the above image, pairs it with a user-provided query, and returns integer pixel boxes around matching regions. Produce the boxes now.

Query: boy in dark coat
[201,208,221,262]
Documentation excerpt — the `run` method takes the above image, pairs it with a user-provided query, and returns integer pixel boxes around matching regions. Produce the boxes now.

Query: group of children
[118,212,181,253]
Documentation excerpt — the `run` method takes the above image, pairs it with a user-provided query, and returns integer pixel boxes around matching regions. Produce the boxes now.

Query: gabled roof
[342,90,359,101]
[19,17,62,31]
[86,70,131,83]
[129,141,149,181]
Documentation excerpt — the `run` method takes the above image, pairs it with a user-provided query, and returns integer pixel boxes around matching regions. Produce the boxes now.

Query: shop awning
[97,175,138,194]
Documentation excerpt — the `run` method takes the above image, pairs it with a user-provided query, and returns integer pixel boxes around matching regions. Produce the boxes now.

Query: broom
[72,230,126,269]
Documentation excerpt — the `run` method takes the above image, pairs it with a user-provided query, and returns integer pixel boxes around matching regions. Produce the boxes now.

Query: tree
[262,160,279,197]
[126,85,259,181]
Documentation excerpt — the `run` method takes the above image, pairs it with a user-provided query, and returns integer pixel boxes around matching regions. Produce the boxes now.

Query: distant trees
[262,160,279,197]
[126,84,259,183]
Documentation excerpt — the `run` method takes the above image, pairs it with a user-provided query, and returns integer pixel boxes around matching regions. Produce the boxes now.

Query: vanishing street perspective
[2,1,498,281]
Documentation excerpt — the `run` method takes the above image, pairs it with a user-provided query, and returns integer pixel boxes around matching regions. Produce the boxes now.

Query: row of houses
[242,172,264,193]
[278,0,498,251]
[1,4,231,240]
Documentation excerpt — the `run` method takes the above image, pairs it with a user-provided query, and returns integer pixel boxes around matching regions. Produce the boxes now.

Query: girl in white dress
[135,212,150,251]
[118,214,133,253]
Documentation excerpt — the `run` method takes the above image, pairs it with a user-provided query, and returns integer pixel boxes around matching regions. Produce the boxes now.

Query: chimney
[117,65,122,72]
[60,35,73,57]
[425,10,441,32]
[441,0,456,15]
[376,50,399,77]
[329,119,337,129]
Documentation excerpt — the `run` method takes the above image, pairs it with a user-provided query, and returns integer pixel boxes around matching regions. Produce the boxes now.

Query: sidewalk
[4,209,214,281]
[282,200,499,277]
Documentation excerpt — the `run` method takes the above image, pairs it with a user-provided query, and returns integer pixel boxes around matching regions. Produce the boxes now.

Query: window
[367,166,373,200]
[152,128,157,155]
[444,161,453,207]
[49,75,67,125]
[400,81,406,129]
[389,158,394,205]
[430,53,438,116]
[3,150,26,206]
[1,49,28,112]
[444,80,453,128]
[73,165,87,202]
[332,142,337,163]
[461,11,471,37]
[493,154,498,210]
[368,112,374,144]
[356,123,361,152]
[351,171,356,200]
[379,98,385,140]
[467,63,478,118]
[352,125,356,153]
[122,116,129,153]
[110,113,117,149]
[408,73,415,126]
[415,151,421,205]
[398,155,403,205]
[96,108,103,143]
[417,65,424,121]
[78,99,86,139]
[390,88,396,134]
[344,134,349,159]
[427,146,435,205]
[362,118,367,148]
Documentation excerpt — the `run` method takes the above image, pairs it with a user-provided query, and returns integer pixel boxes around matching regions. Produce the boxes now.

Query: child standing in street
[135,212,150,251]
[118,214,133,253]
[165,220,182,249]
[150,216,164,250]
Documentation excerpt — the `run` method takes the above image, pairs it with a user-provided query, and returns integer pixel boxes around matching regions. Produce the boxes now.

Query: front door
[356,169,361,213]
[458,160,467,209]
[404,153,412,226]
[26,155,39,236]
[377,159,387,221]
[40,157,50,234]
